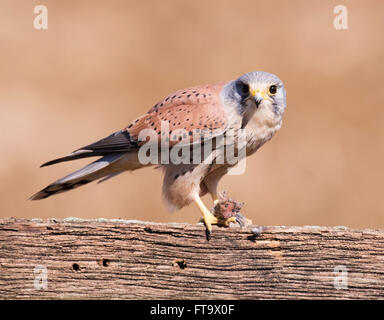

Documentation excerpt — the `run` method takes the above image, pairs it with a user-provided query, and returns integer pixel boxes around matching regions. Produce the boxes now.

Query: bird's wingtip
[28,192,46,201]
[39,159,59,168]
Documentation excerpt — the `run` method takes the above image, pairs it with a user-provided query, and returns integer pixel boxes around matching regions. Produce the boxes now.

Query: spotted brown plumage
[31,71,287,239]
[126,83,228,147]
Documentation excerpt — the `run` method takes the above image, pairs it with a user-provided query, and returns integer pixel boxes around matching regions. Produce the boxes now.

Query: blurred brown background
[0,0,383,228]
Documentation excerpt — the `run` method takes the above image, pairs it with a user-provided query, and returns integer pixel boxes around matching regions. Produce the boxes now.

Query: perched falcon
[31,71,287,237]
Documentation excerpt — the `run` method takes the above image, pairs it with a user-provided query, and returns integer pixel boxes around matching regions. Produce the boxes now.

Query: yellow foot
[194,196,218,240]
[203,211,219,231]
[218,216,237,227]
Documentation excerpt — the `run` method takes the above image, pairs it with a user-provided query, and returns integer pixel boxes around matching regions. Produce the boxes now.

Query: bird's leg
[194,196,218,238]
[211,192,220,206]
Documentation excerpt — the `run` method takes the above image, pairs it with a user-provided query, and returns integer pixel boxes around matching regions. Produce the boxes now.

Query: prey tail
[30,153,126,200]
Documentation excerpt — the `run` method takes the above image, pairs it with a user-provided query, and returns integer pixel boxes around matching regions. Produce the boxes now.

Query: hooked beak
[253,93,263,108]
[250,88,272,108]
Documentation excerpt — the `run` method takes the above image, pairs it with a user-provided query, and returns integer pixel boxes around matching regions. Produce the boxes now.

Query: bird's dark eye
[235,80,250,98]
[268,85,277,95]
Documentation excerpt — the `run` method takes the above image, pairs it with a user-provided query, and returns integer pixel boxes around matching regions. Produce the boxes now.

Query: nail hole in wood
[102,259,110,267]
[72,263,80,271]
[173,259,187,269]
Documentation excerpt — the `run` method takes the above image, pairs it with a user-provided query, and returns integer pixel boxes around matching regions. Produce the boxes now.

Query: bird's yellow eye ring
[268,85,277,95]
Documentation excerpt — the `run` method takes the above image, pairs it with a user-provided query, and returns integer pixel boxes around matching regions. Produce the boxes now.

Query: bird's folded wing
[126,82,230,147]
[41,83,231,167]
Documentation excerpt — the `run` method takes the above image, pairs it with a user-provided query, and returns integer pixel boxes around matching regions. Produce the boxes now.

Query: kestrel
[31,71,287,238]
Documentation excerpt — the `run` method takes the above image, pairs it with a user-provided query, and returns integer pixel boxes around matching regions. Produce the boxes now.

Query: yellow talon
[194,196,218,232]
[221,216,237,227]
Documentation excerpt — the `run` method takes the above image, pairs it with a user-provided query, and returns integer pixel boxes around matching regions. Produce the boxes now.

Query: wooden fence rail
[0,218,383,299]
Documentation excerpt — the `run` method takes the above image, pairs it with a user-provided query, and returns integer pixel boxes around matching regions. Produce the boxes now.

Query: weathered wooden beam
[0,218,383,299]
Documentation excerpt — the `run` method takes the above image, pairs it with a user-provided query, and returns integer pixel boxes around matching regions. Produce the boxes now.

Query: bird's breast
[243,105,283,156]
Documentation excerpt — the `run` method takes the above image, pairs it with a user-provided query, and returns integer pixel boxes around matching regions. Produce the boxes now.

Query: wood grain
[0,218,383,299]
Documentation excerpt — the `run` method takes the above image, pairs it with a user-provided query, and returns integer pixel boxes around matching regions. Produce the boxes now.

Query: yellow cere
[250,88,273,102]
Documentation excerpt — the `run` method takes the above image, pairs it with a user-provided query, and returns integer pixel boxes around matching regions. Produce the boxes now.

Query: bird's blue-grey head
[222,71,287,118]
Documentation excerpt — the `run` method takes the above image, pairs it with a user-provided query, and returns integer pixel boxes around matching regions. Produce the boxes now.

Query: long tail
[30,153,126,200]
[30,129,142,200]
